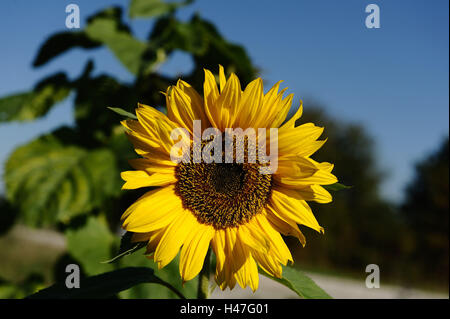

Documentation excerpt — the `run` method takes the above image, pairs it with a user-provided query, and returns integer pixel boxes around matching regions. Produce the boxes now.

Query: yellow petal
[121,119,161,148]
[251,249,282,278]
[211,229,227,288]
[269,187,324,233]
[225,227,247,274]
[128,158,176,172]
[265,209,306,247]
[145,227,166,255]
[167,84,209,133]
[234,252,259,292]
[121,186,184,233]
[275,155,338,187]
[177,79,204,103]
[121,170,176,189]
[237,217,270,253]
[124,131,173,163]
[213,228,245,290]
[215,73,242,130]
[256,81,290,128]
[296,184,333,203]
[253,214,293,265]
[236,78,263,129]
[219,65,227,92]
[280,100,304,129]
[316,161,334,173]
[212,229,237,290]
[277,155,319,178]
[261,80,283,116]
[179,223,214,282]
[203,69,220,129]
[122,120,165,157]
[154,211,198,268]
[269,93,295,128]
[135,103,184,155]
[277,123,325,156]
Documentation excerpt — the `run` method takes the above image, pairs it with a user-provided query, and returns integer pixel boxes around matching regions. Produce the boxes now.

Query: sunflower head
[120,66,337,291]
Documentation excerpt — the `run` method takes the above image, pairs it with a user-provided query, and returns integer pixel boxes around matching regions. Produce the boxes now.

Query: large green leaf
[190,15,256,85]
[0,274,45,299]
[27,267,185,299]
[4,135,121,226]
[32,7,161,75]
[73,73,134,135]
[119,253,198,299]
[129,0,193,18]
[33,32,100,67]
[148,16,208,55]
[66,216,116,275]
[260,266,332,299]
[0,73,71,122]
[110,232,198,299]
[31,8,157,75]
[85,7,150,75]
[147,14,257,84]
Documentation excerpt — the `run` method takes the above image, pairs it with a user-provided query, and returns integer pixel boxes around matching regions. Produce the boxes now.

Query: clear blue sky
[0,0,448,203]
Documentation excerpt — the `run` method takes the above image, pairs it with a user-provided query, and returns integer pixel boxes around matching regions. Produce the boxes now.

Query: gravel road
[210,272,448,299]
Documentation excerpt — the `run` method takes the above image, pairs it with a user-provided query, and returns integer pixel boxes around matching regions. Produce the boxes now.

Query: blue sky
[0,0,448,202]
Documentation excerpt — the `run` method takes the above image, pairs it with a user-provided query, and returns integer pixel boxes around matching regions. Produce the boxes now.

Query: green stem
[197,248,211,299]
[156,278,186,300]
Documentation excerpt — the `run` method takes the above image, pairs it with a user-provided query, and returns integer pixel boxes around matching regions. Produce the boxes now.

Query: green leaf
[102,231,146,264]
[66,216,116,275]
[118,253,197,299]
[0,73,71,122]
[129,0,193,18]
[84,7,150,75]
[107,107,138,120]
[33,32,100,67]
[4,134,121,227]
[188,15,257,84]
[323,182,352,192]
[146,14,257,83]
[260,266,332,299]
[0,274,45,299]
[73,73,133,134]
[148,16,208,55]
[27,267,186,299]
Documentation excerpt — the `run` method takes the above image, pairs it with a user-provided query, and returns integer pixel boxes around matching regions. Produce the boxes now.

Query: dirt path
[210,272,448,299]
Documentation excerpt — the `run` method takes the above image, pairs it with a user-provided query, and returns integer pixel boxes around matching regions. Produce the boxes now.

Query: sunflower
[120,66,337,292]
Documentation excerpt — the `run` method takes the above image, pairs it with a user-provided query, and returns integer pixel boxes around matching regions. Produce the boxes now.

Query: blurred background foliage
[0,0,448,298]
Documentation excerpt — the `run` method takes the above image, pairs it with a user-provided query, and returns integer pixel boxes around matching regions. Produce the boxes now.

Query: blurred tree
[292,106,448,289]
[400,137,449,286]
[291,106,408,283]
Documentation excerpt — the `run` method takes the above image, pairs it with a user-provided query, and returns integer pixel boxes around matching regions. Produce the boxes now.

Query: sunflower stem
[197,248,211,299]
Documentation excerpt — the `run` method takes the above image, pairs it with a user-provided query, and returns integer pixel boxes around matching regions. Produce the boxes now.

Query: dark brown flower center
[175,137,272,229]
